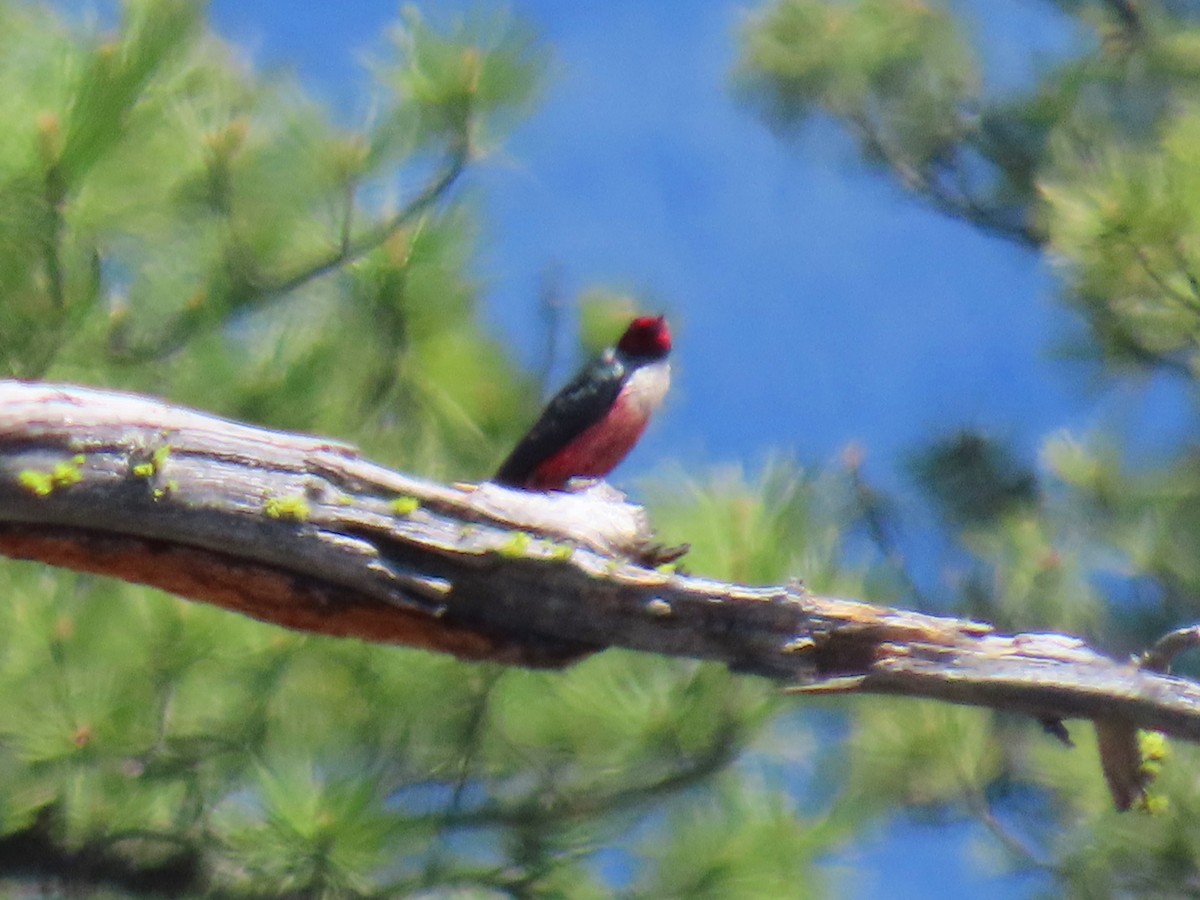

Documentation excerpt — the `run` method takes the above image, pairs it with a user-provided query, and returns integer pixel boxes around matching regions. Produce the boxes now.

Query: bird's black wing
[494,353,625,487]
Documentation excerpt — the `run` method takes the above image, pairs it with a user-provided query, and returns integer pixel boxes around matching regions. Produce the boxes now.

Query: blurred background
[1,0,1198,895]
[213,0,1190,490]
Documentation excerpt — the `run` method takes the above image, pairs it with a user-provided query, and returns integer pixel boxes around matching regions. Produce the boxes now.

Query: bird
[494,315,671,491]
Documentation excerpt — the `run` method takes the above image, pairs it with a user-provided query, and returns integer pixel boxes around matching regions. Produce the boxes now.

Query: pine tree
[7,0,1200,896]
[738,0,1200,893]
[0,2,848,895]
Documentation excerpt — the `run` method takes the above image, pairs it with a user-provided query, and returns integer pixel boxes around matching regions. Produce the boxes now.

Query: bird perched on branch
[494,315,672,491]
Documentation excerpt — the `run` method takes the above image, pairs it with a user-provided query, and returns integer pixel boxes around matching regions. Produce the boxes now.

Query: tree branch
[1,380,1197,808]
[847,113,1045,250]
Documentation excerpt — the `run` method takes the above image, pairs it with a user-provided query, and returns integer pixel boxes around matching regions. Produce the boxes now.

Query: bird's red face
[616,315,671,359]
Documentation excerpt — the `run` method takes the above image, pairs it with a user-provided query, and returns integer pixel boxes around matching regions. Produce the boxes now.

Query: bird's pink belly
[528,405,650,489]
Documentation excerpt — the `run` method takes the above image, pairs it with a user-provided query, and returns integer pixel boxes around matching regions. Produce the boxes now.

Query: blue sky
[209,2,1073,483]
[203,3,1173,895]
[208,1,1190,497]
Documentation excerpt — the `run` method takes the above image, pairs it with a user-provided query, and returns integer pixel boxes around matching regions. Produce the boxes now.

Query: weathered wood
[1,380,1196,808]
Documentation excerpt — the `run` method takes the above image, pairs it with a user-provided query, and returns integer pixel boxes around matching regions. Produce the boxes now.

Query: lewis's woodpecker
[494,315,672,490]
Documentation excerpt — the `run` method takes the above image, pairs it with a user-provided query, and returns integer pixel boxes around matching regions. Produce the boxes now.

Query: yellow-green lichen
[1140,793,1170,815]
[496,531,532,559]
[50,461,82,487]
[132,445,171,479]
[18,458,83,496]
[655,562,678,575]
[548,543,574,562]
[265,495,311,522]
[389,495,420,517]
[1140,731,1169,763]
[152,480,179,501]
[18,470,55,496]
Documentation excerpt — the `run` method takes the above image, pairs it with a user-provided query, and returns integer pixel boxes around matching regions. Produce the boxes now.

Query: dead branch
[1,380,1197,809]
